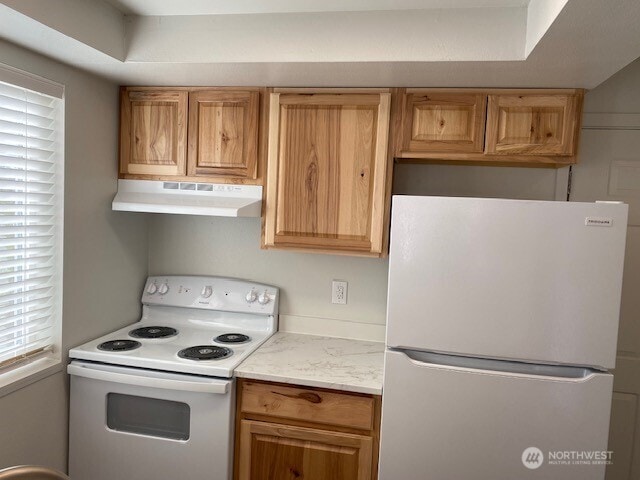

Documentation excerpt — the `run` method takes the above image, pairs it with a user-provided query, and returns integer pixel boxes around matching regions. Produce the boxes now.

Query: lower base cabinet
[238,420,373,480]
[235,380,381,480]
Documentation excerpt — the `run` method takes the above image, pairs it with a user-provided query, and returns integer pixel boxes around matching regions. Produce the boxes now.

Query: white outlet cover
[332,280,348,305]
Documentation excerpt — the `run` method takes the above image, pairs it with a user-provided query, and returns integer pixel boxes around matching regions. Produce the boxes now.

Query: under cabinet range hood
[112,180,262,217]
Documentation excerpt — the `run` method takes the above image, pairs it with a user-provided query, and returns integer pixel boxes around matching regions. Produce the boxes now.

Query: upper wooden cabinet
[393,88,584,167]
[263,90,391,256]
[120,89,188,176]
[187,90,259,178]
[400,90,486,154]
[485,93,581,156]
[119,87,262,182]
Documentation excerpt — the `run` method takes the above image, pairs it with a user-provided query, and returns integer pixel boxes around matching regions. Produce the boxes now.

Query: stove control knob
[258,290,271,305]
[201,286,213,298]
[245,289,257,303]
[146,283,158,295]
[158,283,170,295]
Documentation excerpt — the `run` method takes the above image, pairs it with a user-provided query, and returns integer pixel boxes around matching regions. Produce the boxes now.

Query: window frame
[0,63,64,397]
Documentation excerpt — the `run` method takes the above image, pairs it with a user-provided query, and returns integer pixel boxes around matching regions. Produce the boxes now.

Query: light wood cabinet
[485,93,582,156]
[393,88,584,167]
[399,90,487,154]
[187,90,259,179]
[263,89,391,256]
[238,421,373,480]
[120,87,263,183]
[119,89,188,176]
[235,379,381,480]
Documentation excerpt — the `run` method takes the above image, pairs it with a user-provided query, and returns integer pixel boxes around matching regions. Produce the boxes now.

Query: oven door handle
[67,363,230,394]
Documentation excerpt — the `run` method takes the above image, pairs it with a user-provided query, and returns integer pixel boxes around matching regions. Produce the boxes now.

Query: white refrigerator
[379,196,628,480]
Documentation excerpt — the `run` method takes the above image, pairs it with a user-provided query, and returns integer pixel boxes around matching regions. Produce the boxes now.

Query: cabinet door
[120,89,187,176]
[187,90,259,178]
[485,94,582,155]
[264,92,391,255]
[237,420,373,480]
[401,90,486,154]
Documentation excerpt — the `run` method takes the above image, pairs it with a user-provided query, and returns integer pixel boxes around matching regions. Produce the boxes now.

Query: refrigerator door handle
[397,349,604,382]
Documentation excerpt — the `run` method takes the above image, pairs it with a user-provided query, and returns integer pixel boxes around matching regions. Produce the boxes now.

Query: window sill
[0,355,63,399]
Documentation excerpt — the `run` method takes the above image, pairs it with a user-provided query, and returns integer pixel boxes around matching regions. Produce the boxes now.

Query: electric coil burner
[215,333,251,344]
[68,276,279,480]
[129,326,178,339]
[97,339,141,351]
[178,345,232,361]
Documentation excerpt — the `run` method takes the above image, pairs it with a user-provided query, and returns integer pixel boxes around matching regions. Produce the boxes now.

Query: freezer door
[387,196,628,368]
[379,350,613,480]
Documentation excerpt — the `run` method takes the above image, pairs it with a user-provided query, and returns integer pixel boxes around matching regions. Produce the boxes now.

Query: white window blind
[0,75,63,370]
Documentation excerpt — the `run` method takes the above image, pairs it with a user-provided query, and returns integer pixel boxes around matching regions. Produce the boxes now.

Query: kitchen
[0,1,639,479]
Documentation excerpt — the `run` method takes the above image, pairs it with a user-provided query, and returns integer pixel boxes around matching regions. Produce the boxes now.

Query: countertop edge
[234,369,383,396]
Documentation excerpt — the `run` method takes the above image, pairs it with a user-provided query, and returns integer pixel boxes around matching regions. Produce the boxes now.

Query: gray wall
[0,40,148,471]
[583,59,640,113]
[148,216,390,339]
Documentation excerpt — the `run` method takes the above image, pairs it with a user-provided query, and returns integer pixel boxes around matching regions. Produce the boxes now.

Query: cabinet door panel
[238,420,372,480]
[486,94,580,155]
[402,91,486,153]
[120,90,187,176]
[264,92,390,255]
[277,104,374,240]
[188,90,258,178]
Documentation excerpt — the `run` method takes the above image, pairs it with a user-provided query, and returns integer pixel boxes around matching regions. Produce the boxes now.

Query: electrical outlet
[331,280,348,305]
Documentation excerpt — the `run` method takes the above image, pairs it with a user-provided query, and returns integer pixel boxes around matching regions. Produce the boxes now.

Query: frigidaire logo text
[585,217,613,227]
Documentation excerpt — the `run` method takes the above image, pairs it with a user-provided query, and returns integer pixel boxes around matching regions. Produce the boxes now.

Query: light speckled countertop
[235,332,384,395]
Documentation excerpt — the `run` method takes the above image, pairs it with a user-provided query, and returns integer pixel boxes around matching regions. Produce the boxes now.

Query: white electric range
[67,275,278,480]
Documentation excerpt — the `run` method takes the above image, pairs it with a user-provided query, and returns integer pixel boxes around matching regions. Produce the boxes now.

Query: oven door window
[106,393,190,440]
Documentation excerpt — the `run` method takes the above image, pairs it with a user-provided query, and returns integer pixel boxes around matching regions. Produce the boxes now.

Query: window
[0,65,63,374]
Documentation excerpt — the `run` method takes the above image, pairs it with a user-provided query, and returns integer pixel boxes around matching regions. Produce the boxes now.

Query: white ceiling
[103,0,530,16]
[0,0,639,89]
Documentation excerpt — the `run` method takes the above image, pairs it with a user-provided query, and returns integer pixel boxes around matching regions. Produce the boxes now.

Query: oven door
[68,360,234,480]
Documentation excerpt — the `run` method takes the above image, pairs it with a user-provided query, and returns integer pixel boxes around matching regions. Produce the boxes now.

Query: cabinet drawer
[240,381,375,430]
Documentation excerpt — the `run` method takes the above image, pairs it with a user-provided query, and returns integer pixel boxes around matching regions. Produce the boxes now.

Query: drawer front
[240,381,375,431]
